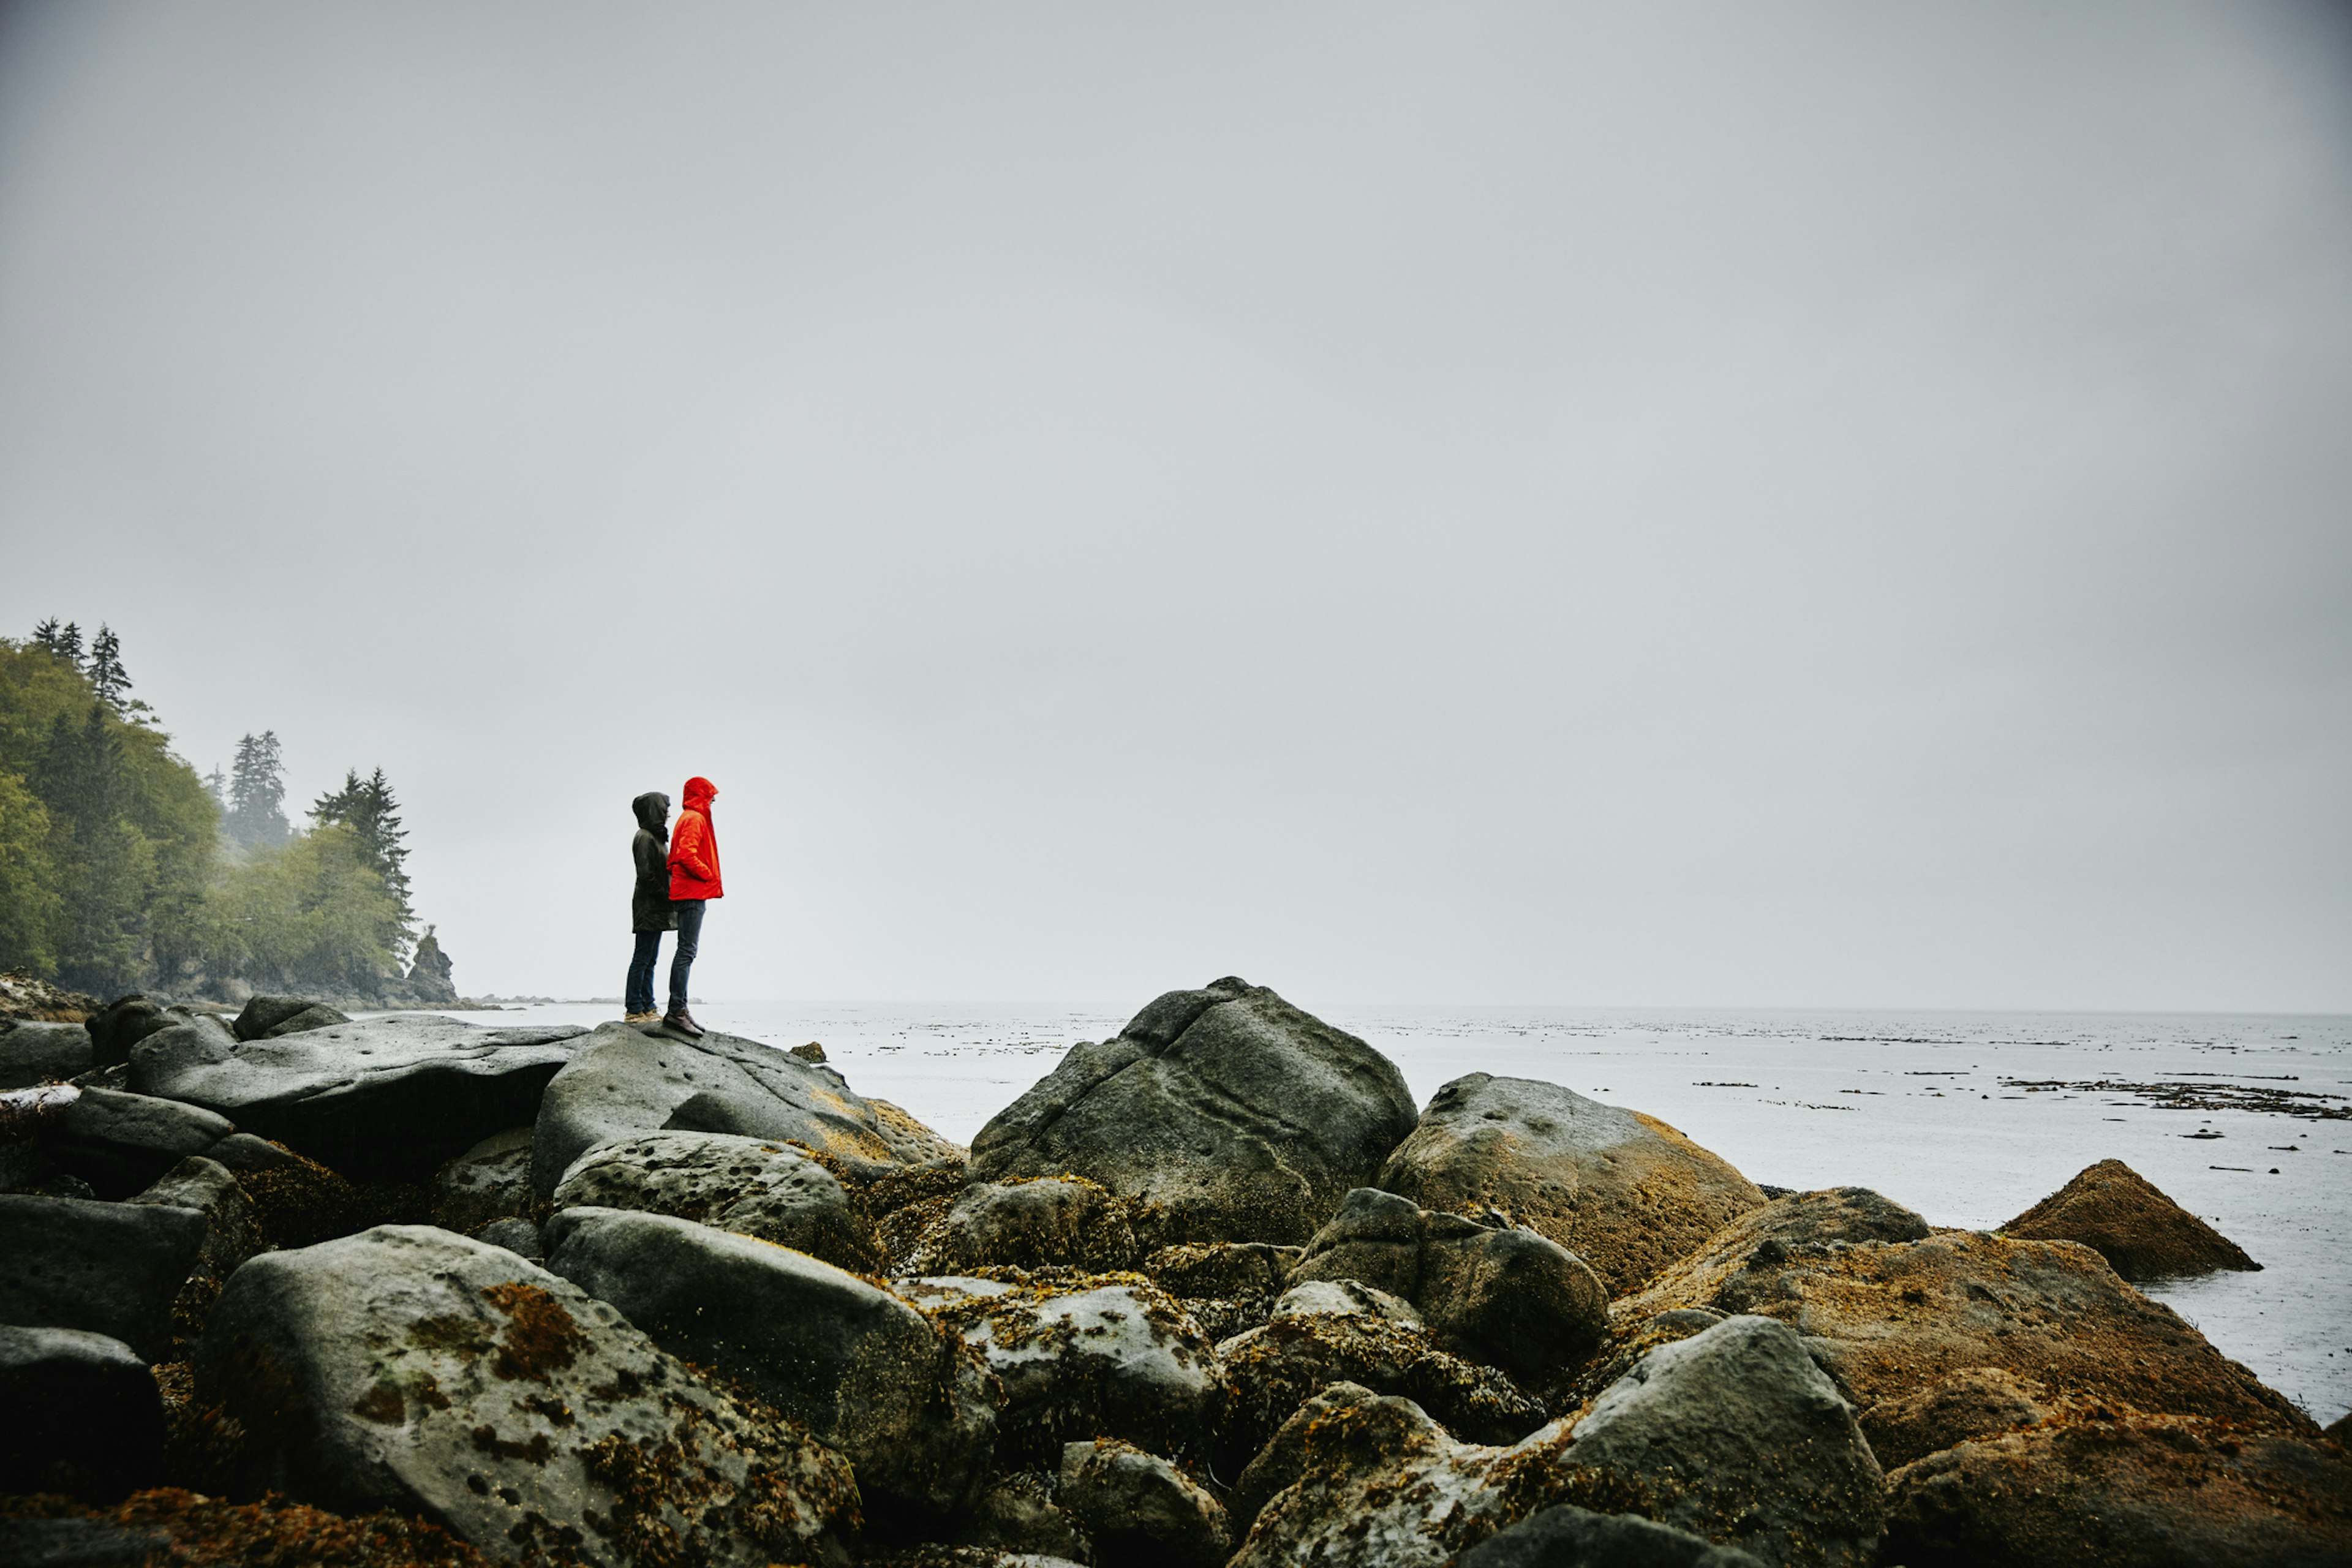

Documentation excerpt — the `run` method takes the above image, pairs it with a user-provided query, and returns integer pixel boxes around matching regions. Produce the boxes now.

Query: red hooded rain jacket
[667,777,723,900]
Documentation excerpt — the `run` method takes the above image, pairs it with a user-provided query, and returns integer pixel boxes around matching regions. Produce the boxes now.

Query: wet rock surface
[970,979,1419,1246]
[1055,1439,1227,1568]
[903,1272,1222,1464]
[551,1129,881,1272]
[532,1021,960,1199]
[0,1193,205,1360]
[1291,1186,1608,1383]
[1883,1406,2352,1567]
[1999,1156,2262,1280]
[543,1204,996,1521]
[196,1224,859,1567]
[132,1012,589,1183]
[0,1326,165,1500]
[1378,1072,1766,1296]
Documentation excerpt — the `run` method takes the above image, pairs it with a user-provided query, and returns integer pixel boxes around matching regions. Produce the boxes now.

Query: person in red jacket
[663,775,722,1038]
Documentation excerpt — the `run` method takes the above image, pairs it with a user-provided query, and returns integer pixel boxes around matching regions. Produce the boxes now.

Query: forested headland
[0,620,456,1006]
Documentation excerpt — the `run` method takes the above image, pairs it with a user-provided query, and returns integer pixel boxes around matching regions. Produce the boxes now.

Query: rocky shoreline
[2,975,2347,1566]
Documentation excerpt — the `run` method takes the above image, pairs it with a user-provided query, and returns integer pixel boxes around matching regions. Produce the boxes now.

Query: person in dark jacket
[624,791,677,1023]
[663,776,721,1039]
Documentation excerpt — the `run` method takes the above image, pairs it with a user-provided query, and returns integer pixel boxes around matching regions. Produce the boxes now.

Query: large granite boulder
[1999,1157,2261,1280]
[532,1021,961,1198]
[1378,1073,1766,1296]
[1883,1406,2352,1566]
[0,1193,205,1360]
[130,1153,265,1336]
[1582,1188,2316,1438]
[899,1176,1139,1276]
[195,1224,859,1567]
[1216,1281,1548,1472]
[0,1325,165,1500]
[544,1204,997,1521]
[1558,1316,1884,1567]
[428,1126,537,1236]
[132,1012,590,1182]
[1228,1382,1525,1568]
[1057,1438,1229,1568]
[46,1087,235,1198]
[1291,1186,1607,1383]
[83,995,184,1069]
[551,1130,881,1273]
[1234,1316,1882,1568]
[231,995,350,1040]
[1,1020,92,1088]
[971,978,1419,1246]
[904,1273,1223,1464]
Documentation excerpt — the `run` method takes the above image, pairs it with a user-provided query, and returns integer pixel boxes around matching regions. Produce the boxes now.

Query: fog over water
[2,2,2348,1011]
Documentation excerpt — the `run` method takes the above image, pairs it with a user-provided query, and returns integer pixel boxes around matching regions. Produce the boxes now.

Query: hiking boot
[662,1008,706,1039]
[624,1010,659,1024]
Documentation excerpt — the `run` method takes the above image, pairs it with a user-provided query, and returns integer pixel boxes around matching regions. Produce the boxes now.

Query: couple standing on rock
[625,777,721,1038]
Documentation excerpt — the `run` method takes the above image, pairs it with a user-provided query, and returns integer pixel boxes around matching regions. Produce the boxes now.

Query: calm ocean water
[451,999,2352,1427]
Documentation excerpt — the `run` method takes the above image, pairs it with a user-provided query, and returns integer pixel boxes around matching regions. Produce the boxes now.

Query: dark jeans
[668,899,707,1013]
[625,930,664,1015]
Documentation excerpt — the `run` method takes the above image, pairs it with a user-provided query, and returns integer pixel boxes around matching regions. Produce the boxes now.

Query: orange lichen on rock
[1883,1401,2352,1566]
[478,1283,588,1384]
[1375,1074,1765,1297]
[1595,1204,2312,1439]
[1999,1158,2261,1280]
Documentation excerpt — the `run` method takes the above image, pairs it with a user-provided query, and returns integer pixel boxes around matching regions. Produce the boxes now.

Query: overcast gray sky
[2,2,2346,1011]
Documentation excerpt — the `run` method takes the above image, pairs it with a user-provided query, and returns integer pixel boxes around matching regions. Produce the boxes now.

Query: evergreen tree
[86,625,132,710]
[311,766,414,954]
[31,619,83,664]
[203,766,227,809]
[225,731,290,849]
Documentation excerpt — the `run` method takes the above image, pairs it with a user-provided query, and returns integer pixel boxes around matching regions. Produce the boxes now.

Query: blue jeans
[625,930,664,1015]
[668,899,707,1013]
